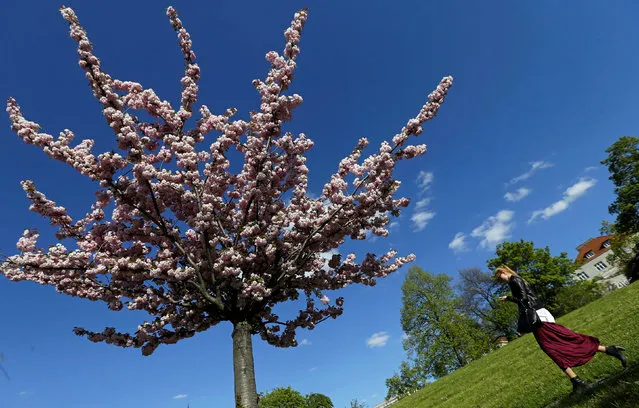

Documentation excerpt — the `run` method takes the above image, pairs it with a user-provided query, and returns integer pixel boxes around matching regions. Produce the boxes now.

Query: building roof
[575,235,613,264]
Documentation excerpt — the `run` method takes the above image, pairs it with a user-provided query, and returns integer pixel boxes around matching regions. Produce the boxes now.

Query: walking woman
[494,265,628,393]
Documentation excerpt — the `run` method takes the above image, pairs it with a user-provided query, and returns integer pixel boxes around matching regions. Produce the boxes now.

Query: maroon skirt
[533,322,600,370]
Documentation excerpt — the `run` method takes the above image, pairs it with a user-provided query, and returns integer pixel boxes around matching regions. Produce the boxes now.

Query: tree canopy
[601,136,639,235]
[258,387,306,408]
[385,360,426,400]
[486,240,575,312]
[601,136,639,282]
[1,5,453,407]
[400,266,492,379]
[457,267,518,339]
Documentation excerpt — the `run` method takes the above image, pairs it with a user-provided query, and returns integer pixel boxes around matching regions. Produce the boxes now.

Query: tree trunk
[232,321,258,408]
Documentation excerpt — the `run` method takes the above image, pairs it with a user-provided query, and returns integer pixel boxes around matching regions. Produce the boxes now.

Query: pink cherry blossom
[2,5,452,359]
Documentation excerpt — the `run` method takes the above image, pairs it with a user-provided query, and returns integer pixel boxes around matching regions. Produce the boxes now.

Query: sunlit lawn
[392,281,639,408]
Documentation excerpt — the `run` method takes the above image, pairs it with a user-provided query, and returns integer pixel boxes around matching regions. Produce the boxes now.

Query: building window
[584,250,595,259]
[594,261,607,271]
[576,271,589,280]
[602,240,611,249]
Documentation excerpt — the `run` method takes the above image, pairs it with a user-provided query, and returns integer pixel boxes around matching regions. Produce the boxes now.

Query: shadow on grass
[546,363,639,408]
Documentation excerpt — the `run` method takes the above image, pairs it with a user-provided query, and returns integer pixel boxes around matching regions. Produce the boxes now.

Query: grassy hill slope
[392,282,639,408]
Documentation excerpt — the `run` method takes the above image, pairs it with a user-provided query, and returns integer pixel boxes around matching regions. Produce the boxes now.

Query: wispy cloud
[366,332,390,348]
[417,171,434,192]
[389,221,399,230]
[412,173,435,231]
[411,211,435,231]
[173,394,188,399]
[309,366,317,372]
[508,161,553,185]
[299,339,311,346]
[448,232,469,253]
[415,198,431,210]
[471,210,515,249]
[504,187,531,202]
[584,166,598,172]
[528,178,596,223]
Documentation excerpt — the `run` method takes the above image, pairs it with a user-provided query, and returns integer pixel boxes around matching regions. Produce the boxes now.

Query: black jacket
[506,275,544,313]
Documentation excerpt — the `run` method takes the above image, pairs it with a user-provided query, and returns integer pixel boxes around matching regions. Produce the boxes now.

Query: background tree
[600,135,639,283]
[486,240,575,313]
[599,221,639,283]
[601,136,639,235]
[258,387,306,408]
[0,5,453,408]
[552,279,603,316]
[347,399,368,408]
[305,393,334,408]
[400,266,492,379]
[385,360,426,400]
[457,267,518,340]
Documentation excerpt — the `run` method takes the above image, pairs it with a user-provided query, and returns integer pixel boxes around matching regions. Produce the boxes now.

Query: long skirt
[533,322,600,370]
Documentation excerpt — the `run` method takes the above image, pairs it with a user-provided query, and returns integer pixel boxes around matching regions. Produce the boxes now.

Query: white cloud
[412,172,435,231]
[417,171,434,192]
[411,211,435,231]
[299,339,311,346]
[528,178,596,223]
[448,232,469,253]
[309,367,317,372]
[173,394,188,399]
[389,221,399,230]
[372,394,378,399]
[508,161,553,185]
[471,210,515,249]
[504,187,531,202]
[584,166,598,172]
[366,331,390,348]
[415,198,431,210]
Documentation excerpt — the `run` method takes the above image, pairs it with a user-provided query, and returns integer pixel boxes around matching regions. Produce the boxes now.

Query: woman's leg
[564,367,577,378]
[565,368,588,393]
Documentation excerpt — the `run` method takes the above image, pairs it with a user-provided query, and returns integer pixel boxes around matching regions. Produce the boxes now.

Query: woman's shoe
[570,376,589,394]
[605,345,628,368]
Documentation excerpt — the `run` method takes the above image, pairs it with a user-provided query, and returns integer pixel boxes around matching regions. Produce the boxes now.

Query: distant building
[373,395,400,408]
[573,235,629,289]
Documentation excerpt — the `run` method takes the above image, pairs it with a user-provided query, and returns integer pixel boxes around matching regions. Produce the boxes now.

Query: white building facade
[573,235,630,289]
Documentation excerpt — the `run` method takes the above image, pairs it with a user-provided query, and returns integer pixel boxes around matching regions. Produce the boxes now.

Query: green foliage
[457,267,518,340]
[486,239,575,313]
[385,360,427,400]
[601,136,639,235]
[553,280,603,317]
[400,266,492,379]
[390,281,639,408]
[258,387,306,408]
[600,221,639,283]
[259,388,333,408]
[347,399,368,408]
[305,393,334,408]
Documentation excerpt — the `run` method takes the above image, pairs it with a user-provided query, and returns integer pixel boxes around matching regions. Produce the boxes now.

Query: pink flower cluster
[2,6,452,353]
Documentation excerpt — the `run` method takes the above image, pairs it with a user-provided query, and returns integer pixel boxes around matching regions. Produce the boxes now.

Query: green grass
[392,282,639,408]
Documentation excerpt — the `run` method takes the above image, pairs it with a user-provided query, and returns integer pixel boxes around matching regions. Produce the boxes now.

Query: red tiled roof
[575,235,614,264]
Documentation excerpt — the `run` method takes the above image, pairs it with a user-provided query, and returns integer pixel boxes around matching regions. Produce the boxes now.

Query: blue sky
[1,0,639,407]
